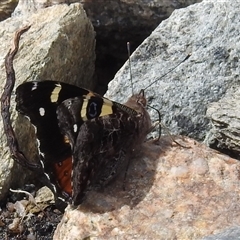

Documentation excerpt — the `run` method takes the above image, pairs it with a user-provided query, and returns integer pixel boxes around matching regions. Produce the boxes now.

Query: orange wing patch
[53,157,72,196]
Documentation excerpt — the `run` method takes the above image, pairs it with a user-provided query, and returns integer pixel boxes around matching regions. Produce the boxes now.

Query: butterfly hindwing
[57,96,145,205]
[56,94,113,144]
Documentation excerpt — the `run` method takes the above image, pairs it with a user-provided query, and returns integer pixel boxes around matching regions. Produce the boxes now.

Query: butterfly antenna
[144,53,191,91]
[127,42,134,95]
[124,41,135,188]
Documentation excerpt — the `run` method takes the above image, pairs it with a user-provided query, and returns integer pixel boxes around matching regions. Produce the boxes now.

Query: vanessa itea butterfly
[15,81,152,207]
[1,27,154,210]
[2,27,189,210]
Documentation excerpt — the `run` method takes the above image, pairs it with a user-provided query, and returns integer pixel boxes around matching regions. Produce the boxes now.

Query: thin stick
[1,26,40,170]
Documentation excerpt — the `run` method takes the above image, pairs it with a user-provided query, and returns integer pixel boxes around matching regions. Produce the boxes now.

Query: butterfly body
[15,81,152,206]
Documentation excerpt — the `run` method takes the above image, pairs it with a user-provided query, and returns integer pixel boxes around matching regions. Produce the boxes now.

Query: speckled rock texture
[54,137,240,239]
[203,226,240,240]
[106,0,240,150]
[84,0,202,93]
[0,0,18,21]
[0,3,95,201]
[2,0,201,94]
[205,86,240,159]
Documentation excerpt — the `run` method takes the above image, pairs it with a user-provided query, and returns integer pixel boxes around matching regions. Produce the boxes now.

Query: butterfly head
[124,89,147,114]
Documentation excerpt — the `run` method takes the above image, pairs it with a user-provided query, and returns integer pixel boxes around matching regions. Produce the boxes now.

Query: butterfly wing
[16,81,152,207]
[57,96,142,205]
[16,81,90,163]
[15,81,91,204]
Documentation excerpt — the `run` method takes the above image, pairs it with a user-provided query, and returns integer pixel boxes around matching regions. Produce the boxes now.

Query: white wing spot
[67,100,72,109]
[36,138,40,148]
[40,159,45,169]
[25,115,30,121]
[73,124,78,133]
[31,82,38,91]
[39,107,45,116]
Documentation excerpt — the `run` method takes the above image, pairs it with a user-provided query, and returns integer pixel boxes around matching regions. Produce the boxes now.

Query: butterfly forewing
[5,29,155,210]
[16,81,89,163]
[15,81,93,204]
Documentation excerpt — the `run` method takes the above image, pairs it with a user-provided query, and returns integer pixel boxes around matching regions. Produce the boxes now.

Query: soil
[0,187,63,240]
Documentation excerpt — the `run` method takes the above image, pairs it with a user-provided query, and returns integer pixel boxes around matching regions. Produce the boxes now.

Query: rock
[10,0,202,94]
[54,136,240,239]
[0,0,18,21]
[12,0,78,17]
[84,0,202,93]
[203,226,240,240]
[205,86,240,159]
[0,3,95,201]
[106,0,240,146]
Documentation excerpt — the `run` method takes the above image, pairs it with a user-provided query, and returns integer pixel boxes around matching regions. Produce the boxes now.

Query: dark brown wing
[57,96,141,206]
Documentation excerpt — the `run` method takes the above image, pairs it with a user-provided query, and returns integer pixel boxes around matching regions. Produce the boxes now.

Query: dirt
[0,187,63,240]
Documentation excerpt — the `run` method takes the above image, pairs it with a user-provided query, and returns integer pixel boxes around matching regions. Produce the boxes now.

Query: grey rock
[6,0,202,94]
[203,226,240,240]
[84,0,202,93]
[205,86,240,158]
[0,3,95,201]
[12,0,78,17]
[106,0,240,144]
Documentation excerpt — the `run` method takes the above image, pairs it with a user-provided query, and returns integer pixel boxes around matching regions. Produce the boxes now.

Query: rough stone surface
[205,86,240,159]
[106,0,240,145]
[12,0,78,17]
[203,226,240,240]
[83,0,202,93]
[0,3,95,201]
[0,0,18,21]
[7,0,202,94]
[54,137,240,239]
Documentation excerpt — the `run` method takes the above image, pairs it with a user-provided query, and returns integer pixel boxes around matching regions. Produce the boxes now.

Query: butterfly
[15,80,152,208]
[1,27,154,211]
[1,26,190,208]
[3,27,188,210]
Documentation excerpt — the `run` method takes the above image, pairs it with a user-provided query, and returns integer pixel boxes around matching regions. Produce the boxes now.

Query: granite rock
[0,2,95,201]
[106,0,240,146]
[205,83,240,159]
[7,0,202,94]
[54,137,240,239]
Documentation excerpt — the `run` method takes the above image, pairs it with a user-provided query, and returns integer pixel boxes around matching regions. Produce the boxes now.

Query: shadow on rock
[78,136,178,213]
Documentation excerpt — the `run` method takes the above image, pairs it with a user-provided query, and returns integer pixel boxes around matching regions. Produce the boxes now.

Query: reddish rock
[54,137,240,239]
